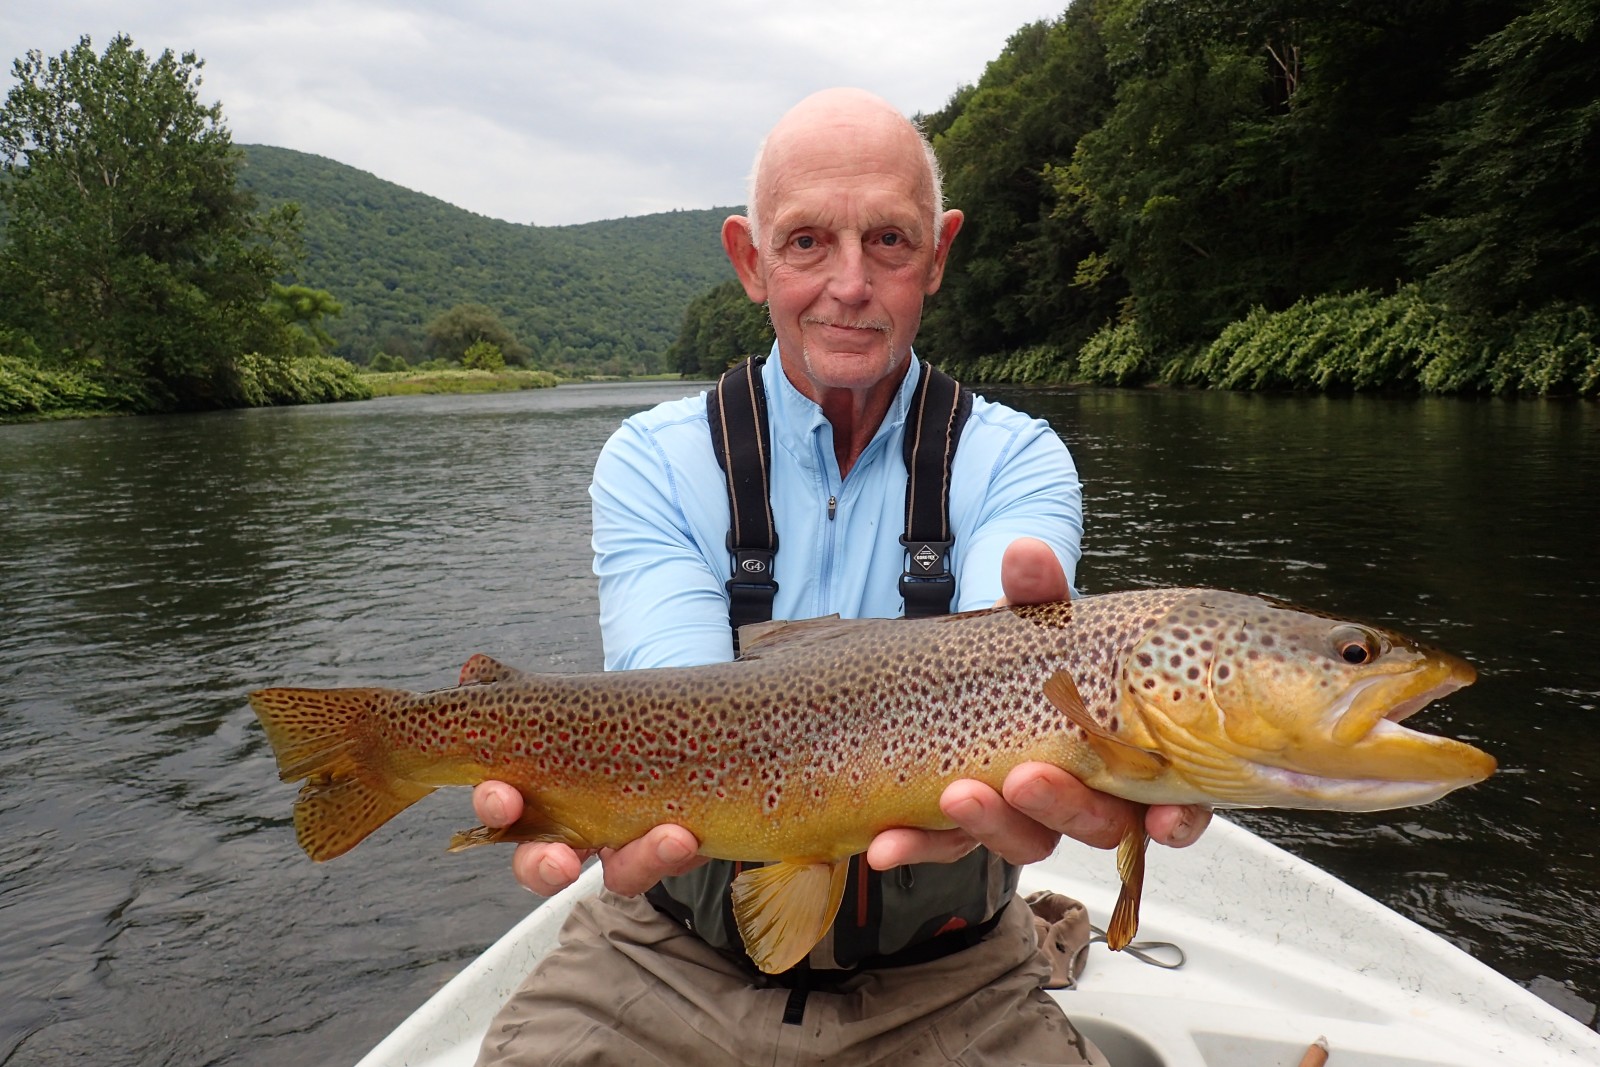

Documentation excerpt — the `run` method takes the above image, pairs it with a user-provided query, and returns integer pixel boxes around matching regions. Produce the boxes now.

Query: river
[0,382,1595,1065]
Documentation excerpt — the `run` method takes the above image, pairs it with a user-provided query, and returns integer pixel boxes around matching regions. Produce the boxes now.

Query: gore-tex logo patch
[912,544,940,572]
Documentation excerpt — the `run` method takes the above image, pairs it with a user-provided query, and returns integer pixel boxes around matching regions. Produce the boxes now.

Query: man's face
[725,112,962,400]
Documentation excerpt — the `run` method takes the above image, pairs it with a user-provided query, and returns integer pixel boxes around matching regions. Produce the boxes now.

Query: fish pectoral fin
[729,859,850,974]
[1044,672,1169,781]
[1106,818,1150,951]
[456,654,533,687]
[447,806,589,852]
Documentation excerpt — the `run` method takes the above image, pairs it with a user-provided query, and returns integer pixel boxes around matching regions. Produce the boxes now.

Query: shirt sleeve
[949,404,1084,611]
[590,415,736,671]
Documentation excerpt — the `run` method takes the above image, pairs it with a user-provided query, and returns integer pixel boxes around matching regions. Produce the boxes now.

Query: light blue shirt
[591,346,1082,670]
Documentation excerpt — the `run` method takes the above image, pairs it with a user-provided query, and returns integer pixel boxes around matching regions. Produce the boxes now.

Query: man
[471,88,1209,1065]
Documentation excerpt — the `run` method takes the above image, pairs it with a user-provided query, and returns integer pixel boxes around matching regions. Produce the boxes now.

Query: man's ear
[722,215,768,303]
[924,209,965,295]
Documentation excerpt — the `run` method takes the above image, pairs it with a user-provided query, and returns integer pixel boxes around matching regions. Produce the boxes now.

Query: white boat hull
[357,816,1599,1067]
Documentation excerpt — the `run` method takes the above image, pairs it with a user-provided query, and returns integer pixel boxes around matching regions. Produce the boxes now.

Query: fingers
[596,824,706,896]
[865,826,979,870]
[475,782,707,897]
[472,780,524,828]
[997,538,1070,607]
[942,778,1061,865]
[1145,802,1211,848]
[510,841,592,897]
[999,763,1131,850]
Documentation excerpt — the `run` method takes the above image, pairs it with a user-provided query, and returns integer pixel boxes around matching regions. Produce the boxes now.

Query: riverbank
[359,367,560,396]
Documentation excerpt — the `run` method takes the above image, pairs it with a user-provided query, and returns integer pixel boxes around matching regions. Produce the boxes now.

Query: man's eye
[880,232,901,247]
[793,235,816,250]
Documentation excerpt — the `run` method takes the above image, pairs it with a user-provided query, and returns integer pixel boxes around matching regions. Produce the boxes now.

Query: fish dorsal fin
[1106,820,1150,950]
[1043,671,1170,781]
[457,654,533,687]
[729,859,851,973]
[736,615,858,660]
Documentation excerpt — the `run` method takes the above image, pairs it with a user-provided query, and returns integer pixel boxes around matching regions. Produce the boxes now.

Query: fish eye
[1330,625,1378,665]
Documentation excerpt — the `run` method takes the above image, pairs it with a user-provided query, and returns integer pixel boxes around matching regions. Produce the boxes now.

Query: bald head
[745,88,946,250]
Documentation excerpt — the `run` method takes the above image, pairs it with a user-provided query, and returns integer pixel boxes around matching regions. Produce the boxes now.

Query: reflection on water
[0,383,1595,1064]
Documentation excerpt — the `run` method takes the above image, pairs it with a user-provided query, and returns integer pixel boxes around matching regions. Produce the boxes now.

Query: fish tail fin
[249,687,434,861]
[1106,817,1150,951]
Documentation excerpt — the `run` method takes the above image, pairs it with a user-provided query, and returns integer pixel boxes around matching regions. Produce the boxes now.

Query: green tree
[666,280,774,378]
[1410,0,1600,312]
[424,302,531,365]
[267,282,343,355]
[920,10,1120,368]
[0,34,302,409]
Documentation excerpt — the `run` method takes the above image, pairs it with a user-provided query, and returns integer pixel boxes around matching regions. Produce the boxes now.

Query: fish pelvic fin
[249,687,433,862]
[1106,817,1150,951]
[1044,671,1169,781]
[729,859,850,974]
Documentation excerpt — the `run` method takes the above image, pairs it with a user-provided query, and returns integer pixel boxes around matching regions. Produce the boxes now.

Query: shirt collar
[761,343,924,476]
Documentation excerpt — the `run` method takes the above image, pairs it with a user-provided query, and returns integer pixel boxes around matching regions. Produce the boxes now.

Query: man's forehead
[765,180,929,236]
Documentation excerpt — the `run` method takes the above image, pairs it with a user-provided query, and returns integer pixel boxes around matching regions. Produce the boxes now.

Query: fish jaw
[1112,593,1495,811]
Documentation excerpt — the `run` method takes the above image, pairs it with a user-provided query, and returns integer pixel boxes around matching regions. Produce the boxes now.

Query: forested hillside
[664,0,1598,395]
[914,0,1598,394]
[238,145,736,375]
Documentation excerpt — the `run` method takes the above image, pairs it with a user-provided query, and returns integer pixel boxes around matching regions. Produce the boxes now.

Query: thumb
[998,537,1070,607]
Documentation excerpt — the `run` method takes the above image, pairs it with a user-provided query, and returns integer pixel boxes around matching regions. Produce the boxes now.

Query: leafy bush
[368,352,409,372]
[233,352,372,406]
[0,353,109,416]
[1075,322,1151,386]
[462,340,507,371]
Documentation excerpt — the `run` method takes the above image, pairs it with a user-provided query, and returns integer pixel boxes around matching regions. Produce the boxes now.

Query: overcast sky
[2,2,1068,226]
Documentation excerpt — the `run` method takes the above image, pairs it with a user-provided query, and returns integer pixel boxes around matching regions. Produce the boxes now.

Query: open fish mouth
[1382,653,1478,725]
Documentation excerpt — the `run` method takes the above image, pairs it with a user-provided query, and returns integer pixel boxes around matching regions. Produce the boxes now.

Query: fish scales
[249,587,1494,972]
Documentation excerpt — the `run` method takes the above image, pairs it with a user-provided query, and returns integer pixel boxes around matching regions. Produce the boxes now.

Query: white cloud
[1,0,1068,224]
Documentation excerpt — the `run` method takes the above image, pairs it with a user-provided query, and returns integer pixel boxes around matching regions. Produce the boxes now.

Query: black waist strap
[645,884,1007,989]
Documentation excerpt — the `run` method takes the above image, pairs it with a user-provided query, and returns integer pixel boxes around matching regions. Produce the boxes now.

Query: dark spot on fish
[1187,667,1200,680]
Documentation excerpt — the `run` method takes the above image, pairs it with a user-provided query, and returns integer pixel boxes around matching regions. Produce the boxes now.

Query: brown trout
[249,588,1494,973]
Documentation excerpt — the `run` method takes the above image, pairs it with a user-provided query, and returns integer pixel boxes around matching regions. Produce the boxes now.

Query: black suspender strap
[706,355,777,651]
[900,361,972,618]
[708,355,972,642]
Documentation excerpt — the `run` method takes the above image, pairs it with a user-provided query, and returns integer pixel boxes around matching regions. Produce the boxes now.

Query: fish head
[1121,591,1495,811]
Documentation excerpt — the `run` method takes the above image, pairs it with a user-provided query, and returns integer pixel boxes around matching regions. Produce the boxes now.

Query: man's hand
[471,781,705,898]
[864,537,1211,872]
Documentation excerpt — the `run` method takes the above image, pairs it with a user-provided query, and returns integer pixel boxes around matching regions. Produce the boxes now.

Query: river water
[0,382,1595,1065]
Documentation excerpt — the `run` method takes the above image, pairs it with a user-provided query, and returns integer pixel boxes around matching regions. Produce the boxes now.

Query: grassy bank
[360,368,561,395]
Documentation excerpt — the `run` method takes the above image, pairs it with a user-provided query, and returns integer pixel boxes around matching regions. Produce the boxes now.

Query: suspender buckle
[899,536,955,617]
[726,533,779,636]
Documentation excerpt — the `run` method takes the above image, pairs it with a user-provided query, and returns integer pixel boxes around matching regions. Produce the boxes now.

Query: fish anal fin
[1044,672,1169,782]
[457,654,532,687]
[729,859,850,973]
[447,806,590,853]
[1106,819,1150,951]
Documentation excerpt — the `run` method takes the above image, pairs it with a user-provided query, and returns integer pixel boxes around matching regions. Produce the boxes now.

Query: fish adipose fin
[729,859,851,974]
[249,687,435,862]
[1043,672,1169,781]
[1107,820,1150,951]
[457,654,533,687]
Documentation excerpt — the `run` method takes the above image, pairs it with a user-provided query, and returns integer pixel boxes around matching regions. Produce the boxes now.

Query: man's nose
[827,240,871,304]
